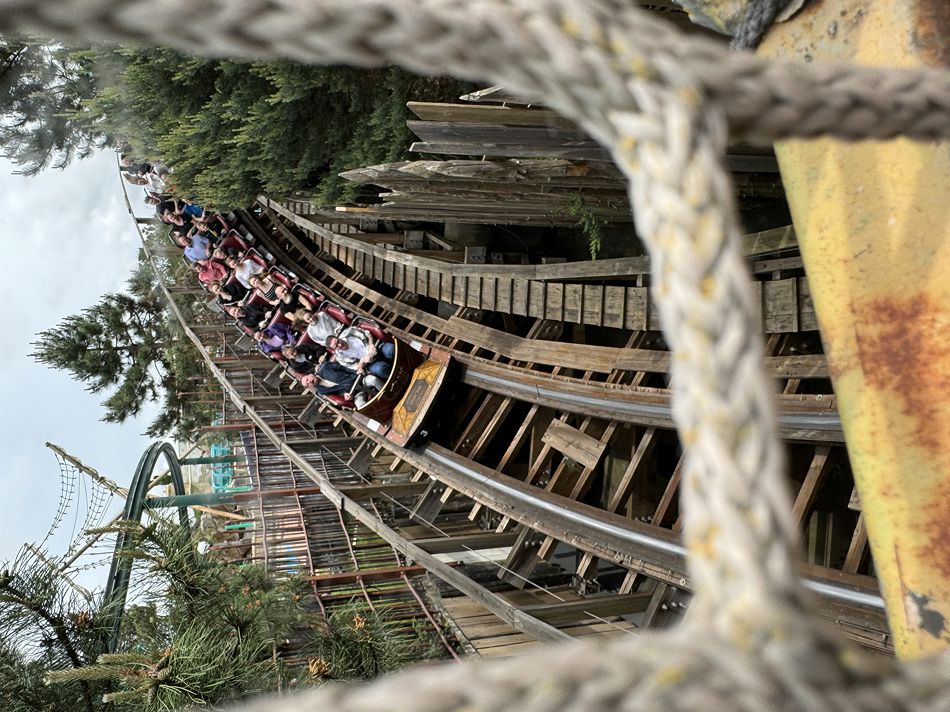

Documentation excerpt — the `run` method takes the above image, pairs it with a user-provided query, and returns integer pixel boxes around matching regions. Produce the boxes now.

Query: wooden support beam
[843,514,869,575]
[469,403,542,522]
[541,419,609,470]
[651,456,684,527]
[412,531,519,554]
[497,526,542,589]
[791,446,833,524]
[520,593,653,625]
[410,480,448,527]
[606,428,658,514]
[640,583,673,630]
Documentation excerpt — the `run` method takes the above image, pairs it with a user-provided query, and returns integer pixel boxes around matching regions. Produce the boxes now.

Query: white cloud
[0,151,162,585]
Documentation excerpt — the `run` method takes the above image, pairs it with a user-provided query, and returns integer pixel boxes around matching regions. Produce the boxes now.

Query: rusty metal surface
[760,0,950,659]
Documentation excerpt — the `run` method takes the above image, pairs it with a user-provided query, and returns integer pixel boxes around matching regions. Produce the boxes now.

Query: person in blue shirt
[179,233,211,263]
[179,200,206,220]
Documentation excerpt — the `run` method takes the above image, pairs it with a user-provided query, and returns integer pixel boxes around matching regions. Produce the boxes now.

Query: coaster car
[319,318,452,447]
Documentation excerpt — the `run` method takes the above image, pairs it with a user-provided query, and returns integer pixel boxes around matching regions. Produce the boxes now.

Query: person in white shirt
[225,255,265,288]
[303,310,345,346]
[326,326,395,379]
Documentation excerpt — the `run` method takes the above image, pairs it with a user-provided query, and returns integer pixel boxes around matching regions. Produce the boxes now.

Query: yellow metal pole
[759,1,950,659]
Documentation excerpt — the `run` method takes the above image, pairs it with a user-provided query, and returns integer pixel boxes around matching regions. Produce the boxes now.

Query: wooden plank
[407,120,593,147]
[541,419,608,470]
[520,593,652,624]
[440,273,454,303]
[791,446,833,524]
[407,101,576,128]
[465,276,480,308]
[512,280,529,316]
[752,255,804,274]
[567,421,618,499]
[453,272,467,305]
[583,285,604,326]
[842,514,868,574]
[481,276,497,311]
[604,285,626,329]
[544,282,563,322]
[528,280,545,319]
[411,140,613,162]
[763,278,800,333]
[496,278,512,312]
[416,267,429,297]
[606,428,658,513]
[564,283,583,324]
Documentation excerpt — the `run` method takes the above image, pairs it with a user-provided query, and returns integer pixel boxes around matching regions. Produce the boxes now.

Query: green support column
[146,491,237,509]
[179,454,244,465]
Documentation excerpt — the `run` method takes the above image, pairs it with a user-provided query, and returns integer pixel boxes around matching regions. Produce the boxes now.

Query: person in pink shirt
[194,259,229,286]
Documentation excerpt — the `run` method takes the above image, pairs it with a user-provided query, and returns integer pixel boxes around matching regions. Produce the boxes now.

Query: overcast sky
[0,150,161,590]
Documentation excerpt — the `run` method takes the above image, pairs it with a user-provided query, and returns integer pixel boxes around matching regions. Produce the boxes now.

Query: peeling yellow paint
[760,0,950,660]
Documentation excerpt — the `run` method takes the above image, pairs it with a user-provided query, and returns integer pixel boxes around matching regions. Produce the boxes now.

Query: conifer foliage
[30,253,210,438]
[0,37,107,176]
[0,547,107,712]
[3,520,425,711]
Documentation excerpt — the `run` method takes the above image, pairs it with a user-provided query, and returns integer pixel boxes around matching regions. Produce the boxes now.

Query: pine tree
[31,291,169,422]
[5,518,444,711]
[30,255,213,437]
[0,548,107,712]
[0,37,107,175]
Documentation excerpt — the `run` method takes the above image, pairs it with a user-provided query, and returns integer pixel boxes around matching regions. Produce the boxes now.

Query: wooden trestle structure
[148,153,892,659]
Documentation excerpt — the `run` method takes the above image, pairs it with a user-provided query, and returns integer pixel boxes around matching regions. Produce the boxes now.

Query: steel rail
[251,207,884,620]
[162,209,886,648]
[461,364,844,442]
[299,401,890,650]
[251,207,891,643]
[419,444,883,611]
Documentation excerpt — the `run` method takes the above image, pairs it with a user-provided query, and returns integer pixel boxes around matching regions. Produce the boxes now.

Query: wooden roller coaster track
[145,201,891,658]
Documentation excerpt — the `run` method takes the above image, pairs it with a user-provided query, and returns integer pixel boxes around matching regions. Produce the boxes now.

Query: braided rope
[5,0,950,708]
[1,0,948,143]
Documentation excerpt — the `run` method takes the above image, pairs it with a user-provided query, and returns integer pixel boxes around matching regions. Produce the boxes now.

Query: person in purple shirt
[253,323,296,354]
